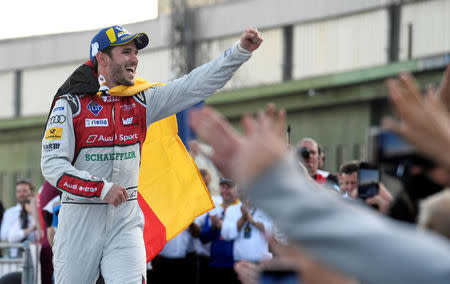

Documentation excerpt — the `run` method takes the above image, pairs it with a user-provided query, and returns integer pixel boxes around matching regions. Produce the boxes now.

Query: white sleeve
[144,42,252,126]
[255,209,273,235]
[0,209,14,241]
[7,219,26,243]
[221,204,241,240]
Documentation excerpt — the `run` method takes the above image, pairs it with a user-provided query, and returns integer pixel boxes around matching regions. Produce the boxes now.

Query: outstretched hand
[436,64,450,112]
[383,73,450,170]
[189,103,287,186]
[240,27,263,52]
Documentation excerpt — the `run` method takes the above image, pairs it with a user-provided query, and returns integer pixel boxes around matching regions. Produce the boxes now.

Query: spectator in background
[339,161,394,214]
[7,193,38,242]
[151,228,195,284]
[297,138,339,192]
[418,189,450,240]
[199,177,241,284]
[1,180,34,243]
[221,198,273,265]
[387,162,450,223]
[6,193,39,258]
[339,161,359,199]
[189,168,222,284]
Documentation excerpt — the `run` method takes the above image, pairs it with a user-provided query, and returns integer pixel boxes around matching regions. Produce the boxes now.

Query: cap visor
[110,32,149,50]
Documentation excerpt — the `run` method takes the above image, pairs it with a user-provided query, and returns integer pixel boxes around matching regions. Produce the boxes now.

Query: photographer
[297,138,340,192]
[387,162,449,223]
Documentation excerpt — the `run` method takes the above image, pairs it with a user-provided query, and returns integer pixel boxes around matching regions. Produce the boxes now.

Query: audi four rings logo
[49,115,66,124]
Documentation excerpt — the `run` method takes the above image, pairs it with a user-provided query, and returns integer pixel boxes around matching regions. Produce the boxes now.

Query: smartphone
[358,162,380,199]
[259,268,301,284]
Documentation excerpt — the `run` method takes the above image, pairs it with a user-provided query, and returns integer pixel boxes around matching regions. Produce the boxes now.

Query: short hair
[418,189,450,240]
[92,46,114,72]
[16,179,35,192]
[298,137,318,149]
[339,161,360,175]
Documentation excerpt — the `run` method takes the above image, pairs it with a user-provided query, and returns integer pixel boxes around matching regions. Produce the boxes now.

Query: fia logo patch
[87,101,103,116]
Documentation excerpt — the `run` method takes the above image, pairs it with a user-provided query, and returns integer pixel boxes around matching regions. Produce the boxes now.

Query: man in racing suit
[41,25,262,283]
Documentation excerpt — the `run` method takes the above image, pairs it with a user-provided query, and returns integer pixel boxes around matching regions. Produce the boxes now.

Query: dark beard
[110,64,133,86]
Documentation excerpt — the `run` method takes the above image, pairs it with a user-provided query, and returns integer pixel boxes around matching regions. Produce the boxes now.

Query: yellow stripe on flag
[138,115,214,241]
[106,28,117,43]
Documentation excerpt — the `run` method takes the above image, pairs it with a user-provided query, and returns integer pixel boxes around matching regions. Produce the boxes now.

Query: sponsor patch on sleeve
[52,106,65,112]
[43,143,61,151]
[45,127,63,140]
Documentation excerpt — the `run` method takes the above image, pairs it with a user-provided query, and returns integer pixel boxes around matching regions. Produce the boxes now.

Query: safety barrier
[0,241,40,284]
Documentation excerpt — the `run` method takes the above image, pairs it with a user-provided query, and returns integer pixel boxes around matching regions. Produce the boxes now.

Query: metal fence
[0,241,40,284]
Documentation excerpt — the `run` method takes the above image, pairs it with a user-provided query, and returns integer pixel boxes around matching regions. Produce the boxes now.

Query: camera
[367,127,435,177]
[298,147,311,159]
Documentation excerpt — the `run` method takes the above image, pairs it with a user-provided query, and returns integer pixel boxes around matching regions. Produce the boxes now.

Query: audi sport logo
[49,115,66,124]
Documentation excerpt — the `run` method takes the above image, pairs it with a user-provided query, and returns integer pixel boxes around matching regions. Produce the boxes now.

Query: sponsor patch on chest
[85,118,109,127]
[101,96,120,103]
[87,101,103,116]
[122,117,134,125]
[85,151,137,161]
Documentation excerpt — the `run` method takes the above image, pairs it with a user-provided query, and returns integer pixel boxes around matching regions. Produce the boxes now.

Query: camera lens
[299,147,310,159]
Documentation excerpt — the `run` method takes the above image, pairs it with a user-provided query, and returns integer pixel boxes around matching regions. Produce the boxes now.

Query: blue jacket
[200,213,234,268]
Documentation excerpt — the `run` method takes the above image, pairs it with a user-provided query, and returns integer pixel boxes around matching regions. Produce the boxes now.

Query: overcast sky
[1,0,158,40]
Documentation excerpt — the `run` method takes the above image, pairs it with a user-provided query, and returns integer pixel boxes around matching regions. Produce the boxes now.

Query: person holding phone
[339,161,393,214]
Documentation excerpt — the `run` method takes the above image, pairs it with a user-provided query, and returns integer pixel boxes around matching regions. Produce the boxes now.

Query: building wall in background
[400,0,450,60]
[0,71,15,118]
[293,9,389,79]
[22,63,83,116]
[196,28,283,89]
[139,48,172,83]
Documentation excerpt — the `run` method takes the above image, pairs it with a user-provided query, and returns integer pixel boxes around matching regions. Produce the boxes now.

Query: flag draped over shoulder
[49,62,214,262]
[138,115,214,261]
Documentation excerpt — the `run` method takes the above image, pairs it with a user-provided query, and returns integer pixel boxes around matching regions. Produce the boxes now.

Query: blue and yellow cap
[89,25,149,61]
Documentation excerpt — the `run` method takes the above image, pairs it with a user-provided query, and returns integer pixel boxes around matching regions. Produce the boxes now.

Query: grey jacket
[247,154,450,284]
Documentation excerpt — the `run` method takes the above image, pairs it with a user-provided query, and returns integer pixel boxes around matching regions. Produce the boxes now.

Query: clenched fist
[240,27,263,52]
[104,184,129,207]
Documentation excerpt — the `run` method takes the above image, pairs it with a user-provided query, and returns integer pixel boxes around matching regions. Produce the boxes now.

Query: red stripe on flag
[137,192,167,262]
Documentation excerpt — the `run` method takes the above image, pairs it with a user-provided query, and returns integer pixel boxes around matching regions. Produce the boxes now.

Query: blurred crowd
[1,67,450,284]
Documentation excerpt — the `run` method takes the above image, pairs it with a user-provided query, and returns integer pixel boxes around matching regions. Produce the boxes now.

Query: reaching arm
[144,42,252,126]
[189,104,450,284]
[247,154,450,284]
